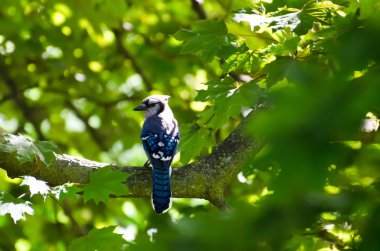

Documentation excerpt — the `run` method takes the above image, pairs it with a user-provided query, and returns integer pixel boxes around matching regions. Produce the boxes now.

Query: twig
[191,0,207,20]
[0,65,46,140]
[66,101,108,151]
[0,93,13,105]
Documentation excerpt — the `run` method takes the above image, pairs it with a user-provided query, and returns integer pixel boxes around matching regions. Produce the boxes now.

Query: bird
[133,95,180,214]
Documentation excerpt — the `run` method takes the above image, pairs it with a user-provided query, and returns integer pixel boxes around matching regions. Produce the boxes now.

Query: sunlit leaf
[233,11,302,32]
[233,2,342,35]
[20,176,50,200]
[51,183,83,201]
[263,56,297,87]
[196,77,264,129]
[0,134,58,165]
[0,192,34,223]
[222,50,261,74]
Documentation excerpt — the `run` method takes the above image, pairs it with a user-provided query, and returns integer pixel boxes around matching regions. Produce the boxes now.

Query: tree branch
[113,28,153,92]
[0,104,268,209]
[0,65,46,140]
[0,83,40,105]
[190,0,207,20]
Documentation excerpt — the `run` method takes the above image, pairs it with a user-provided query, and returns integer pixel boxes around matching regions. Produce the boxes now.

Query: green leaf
[302,1,342,21]
[0,134,58,165]
[360,0,380,18]
[195,77,235,102]
[83,167,129,204]
[0,192,34,223]
[173,28,196,40]
[193,19,228,34]
[20,176,50,200]
[178,125,215,164]
[263,57,297,87]
[268,36,301,56]
[34,140,58,164]
[51,183,83,201]
[295,11,315,35]
[222,50,261,74]
[69,226,126,251]
[195,77,264,130]
[173,20,231,62]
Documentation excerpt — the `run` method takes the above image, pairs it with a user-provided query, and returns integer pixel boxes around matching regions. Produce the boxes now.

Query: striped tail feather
[152,165,172,214]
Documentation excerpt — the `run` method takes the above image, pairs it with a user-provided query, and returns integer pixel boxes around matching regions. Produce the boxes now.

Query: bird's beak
[133,104,147,111]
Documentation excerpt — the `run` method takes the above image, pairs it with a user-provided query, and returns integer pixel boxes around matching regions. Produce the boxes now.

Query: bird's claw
[143,160,151,168]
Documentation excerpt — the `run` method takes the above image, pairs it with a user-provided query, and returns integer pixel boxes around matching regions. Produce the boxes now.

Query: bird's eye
[143,100,153,107]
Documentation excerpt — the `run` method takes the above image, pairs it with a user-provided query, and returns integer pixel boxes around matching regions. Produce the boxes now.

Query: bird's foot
[143,160,151,168]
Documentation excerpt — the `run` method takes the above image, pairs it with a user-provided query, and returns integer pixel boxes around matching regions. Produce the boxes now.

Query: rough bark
[0,104,267,209]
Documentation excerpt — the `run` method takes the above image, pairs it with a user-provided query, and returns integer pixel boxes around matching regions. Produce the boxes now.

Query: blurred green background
[1,0,380,250]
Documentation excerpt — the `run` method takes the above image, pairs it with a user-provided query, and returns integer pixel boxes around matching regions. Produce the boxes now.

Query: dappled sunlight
[0,0,380,250]
[60,109,86,132]
[115,224,138,242]
[324,185,340,195]
[189,101,208,112]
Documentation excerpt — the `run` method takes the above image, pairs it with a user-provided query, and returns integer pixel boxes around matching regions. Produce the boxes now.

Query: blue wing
[141,131,179,213]
[141,132,179,165]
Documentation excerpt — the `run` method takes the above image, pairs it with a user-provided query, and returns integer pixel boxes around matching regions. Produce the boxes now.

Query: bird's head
[133,95,171,118]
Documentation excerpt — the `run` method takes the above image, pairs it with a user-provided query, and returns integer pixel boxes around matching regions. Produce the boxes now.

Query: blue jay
[133,95,180,214]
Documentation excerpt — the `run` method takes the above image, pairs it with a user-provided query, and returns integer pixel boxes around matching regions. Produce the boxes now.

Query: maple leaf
[69,226,126,251]
[83,167,129,204]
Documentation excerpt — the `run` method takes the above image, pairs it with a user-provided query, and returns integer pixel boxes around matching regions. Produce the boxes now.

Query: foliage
[69,227,125,251]
[0,134,58,165]
[0,192,34,224]
[83,167,129,204]
[0,0,380,250]
[20,176,50,199]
